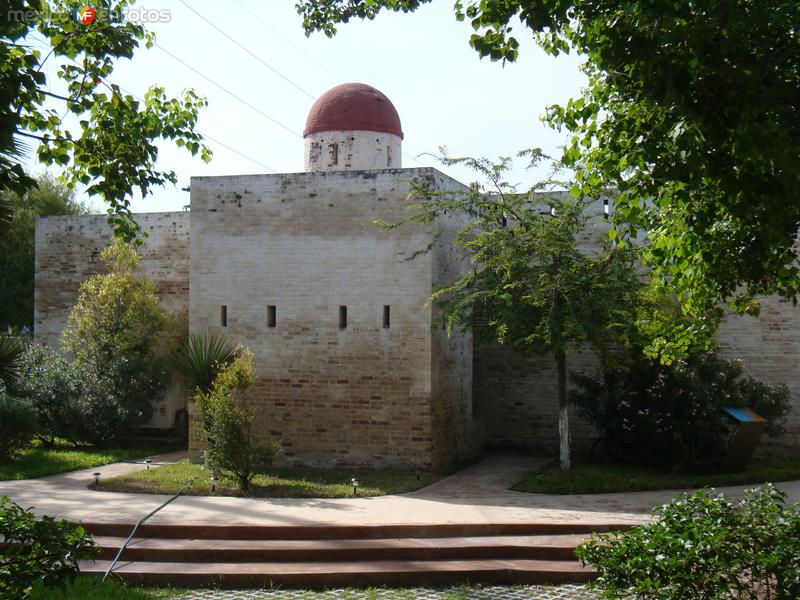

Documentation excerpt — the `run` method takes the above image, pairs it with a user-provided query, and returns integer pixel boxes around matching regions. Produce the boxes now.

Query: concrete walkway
[1,452,798,528]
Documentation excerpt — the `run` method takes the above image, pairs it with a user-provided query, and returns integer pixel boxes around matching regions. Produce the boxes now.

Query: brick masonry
[188,168,477,469]
[34,179,800,463]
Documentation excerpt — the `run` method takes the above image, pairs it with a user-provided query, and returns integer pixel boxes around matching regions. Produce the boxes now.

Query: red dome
[304,83,403,139]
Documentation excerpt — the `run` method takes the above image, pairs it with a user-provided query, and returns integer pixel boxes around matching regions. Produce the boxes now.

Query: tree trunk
[556,349,571,471]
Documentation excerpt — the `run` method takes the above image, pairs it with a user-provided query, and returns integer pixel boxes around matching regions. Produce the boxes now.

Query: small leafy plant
[0,391,38,460]
[577,484,800,599]
[197,347,277,491]
[0,496,97,599]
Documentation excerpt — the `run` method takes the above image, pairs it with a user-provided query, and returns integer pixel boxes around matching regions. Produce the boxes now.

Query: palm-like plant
[0,335,25,391]
[167,334,237,397]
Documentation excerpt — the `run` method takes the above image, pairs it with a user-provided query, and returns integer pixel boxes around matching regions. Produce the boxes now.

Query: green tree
[61,240,171,441]
[297,0,800,360]
[0,173,86,331]
[1,0,210,241]
[398,153,640,470]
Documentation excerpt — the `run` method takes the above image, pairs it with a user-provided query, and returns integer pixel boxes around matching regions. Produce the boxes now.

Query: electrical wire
[177,0,316,101]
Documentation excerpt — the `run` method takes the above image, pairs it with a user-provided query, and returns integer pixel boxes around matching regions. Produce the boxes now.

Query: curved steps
[77,522,631,588]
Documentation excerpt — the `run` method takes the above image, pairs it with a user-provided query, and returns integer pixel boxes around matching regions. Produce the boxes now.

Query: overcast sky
[25,1,587,213]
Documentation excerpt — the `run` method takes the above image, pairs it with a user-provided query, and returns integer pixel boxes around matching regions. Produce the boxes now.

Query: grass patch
[29,577,182,599]
[0,439,181,481]
[513,457,800,495]
[93,459,441,498]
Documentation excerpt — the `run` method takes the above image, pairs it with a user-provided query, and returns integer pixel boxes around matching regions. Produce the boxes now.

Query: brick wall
[189,168,481,469]
[34,211,190,428]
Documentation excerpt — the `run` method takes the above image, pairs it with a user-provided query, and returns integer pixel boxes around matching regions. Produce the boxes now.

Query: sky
[25,1,588,213]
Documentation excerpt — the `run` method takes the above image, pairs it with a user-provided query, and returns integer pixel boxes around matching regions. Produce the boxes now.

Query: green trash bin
[722,407,767,473]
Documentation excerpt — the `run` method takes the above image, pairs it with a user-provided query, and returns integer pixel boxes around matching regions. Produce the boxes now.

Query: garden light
[351,477,359,496]
[145,459,152,470]
[93,472,101,485]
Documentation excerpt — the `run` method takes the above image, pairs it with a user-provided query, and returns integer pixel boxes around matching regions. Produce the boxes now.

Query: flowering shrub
[571,349,789,466]
[577,484,800,599]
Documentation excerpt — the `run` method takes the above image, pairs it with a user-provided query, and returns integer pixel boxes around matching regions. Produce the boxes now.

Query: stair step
[82,558,595,588]
[80,521,631,540]
[93,534,588,562]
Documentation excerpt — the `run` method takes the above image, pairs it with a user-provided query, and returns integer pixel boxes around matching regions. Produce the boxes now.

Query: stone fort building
[35,83,800,468]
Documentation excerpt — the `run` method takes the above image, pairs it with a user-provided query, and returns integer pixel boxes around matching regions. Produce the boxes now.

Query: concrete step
[82,558,596,588]
[93,534,589,562]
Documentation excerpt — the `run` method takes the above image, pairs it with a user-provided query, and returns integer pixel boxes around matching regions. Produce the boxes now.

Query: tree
[297,0,800,360]
[61,239,172,442]
[397,153,640,470]
[1,0,210,241]
[0,173,86,331]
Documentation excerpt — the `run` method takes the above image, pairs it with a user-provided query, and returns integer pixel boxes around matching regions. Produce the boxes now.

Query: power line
[27,34,279,173]
[177,0,316,101]
[231,0,341,83]
[154,42,302,139]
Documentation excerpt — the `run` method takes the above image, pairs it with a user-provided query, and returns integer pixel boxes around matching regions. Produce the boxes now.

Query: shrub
[61,240,172,442]
[0,391,38,459]
[167,333,237,396]
[571,349,790,467]
[576,484,800,600]
[0,335,25,390]
[0,496,97,599]
[14,345,83,444]
[197,347,277,490]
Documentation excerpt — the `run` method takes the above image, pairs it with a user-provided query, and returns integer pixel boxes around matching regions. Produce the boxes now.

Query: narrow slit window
[339,305,347,329]
[328,143,339,166]
[267,305,276,328]
[220,305,227,328]
[603,198,610,220]
[383,305,391,329]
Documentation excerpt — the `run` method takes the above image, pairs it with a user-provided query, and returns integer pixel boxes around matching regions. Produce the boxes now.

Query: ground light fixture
[211,474,218,493]
[351,478,359,496]
[145,459,152,470]
[93,472,101,485]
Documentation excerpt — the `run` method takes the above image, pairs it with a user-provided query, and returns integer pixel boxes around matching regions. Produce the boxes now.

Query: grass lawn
[92,459,441,498]
[513,457,800,495]
[30,578,182,599]
[0,439,181,481]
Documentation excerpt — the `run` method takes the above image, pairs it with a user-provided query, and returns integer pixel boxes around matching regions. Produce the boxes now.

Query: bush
[576,484,800,599]
[0,496,97,599]
[0,335,25,390]
[14,345,83,444]
[61,241,173,443]
[197,347,277,490]
[571,349,790,467]
[0,391,38,459]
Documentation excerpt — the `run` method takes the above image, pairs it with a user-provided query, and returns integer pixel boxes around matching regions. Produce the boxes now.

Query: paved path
[1,452,798,528]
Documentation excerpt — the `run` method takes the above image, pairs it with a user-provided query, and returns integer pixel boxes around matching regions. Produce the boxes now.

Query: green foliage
[390,151,641,470]
[167,333,237,396]
[1,0,211,241]
[0,495,97,599]
[297,0,800,361]
[0,390,38,460]
[571,349,790,467]
[576,484,800,599]
[0,335,25,390]
[197,347,277,491]
[0,173,86,329]
[14,344,82,443]
[61,240,171,444]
